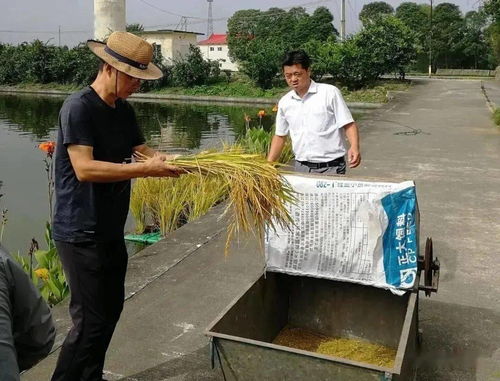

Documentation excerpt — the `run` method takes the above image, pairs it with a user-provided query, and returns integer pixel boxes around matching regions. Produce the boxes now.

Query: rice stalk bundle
[130,179,148,234]
[131,174,229,236]
[130,177,165,233]
[135,147,295,254]
[153,177,191,235]
[185,175,228,222]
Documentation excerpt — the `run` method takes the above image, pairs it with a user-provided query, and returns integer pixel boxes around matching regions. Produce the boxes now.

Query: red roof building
[198,34,227,45]
[197,33,238,71]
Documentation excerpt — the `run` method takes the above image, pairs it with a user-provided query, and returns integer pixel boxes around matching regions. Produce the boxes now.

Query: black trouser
[294,157,347,175]
[52,239,128,381]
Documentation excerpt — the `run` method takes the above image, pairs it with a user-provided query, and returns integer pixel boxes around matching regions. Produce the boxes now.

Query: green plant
[171,44,220,87]
[0,188,7,244]
[493,108,500,126]
[14,141,68,306]
[16,223,69,306]
[239,126,294,164]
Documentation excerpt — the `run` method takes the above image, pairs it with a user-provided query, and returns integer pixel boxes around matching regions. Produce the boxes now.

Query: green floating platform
[124,232,162,244]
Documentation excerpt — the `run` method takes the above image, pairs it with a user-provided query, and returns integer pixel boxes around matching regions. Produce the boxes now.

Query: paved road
[356,78,500,381]
[23,79,500,381]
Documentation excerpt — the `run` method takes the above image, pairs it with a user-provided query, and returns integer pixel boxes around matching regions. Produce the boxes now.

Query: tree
[303,16,417,89]
[460,10,494,68]
[356,16,417,78]
[227,9,260,64]
[483,0,500,64]
[171,45,219,87]
[227,6,337,88]
[432,3,465,68]
[238,39,285,89]
[396,2,428,39]
[483,0,500,23]
[302,37,337,80]
[299,7,338,42]
[359,2,394,26]
[395,2,430,71]
[126,23,144,34]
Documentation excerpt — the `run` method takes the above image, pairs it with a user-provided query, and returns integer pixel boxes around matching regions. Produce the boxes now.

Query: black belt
[297,157,345,169]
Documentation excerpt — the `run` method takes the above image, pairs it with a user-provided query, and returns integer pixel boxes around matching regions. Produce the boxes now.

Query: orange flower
[39,141,56,155]
[272,105,278,112]
[257,110,266,117]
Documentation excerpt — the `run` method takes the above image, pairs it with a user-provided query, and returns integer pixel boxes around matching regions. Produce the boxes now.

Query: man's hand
[344,122,361,169]
[142,154,184,178]
[347,147,361,168]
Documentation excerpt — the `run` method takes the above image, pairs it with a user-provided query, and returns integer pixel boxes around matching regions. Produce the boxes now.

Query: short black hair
[282,50,311,70]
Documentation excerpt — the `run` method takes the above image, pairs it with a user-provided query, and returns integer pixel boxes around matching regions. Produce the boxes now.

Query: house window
[210,47,214,51]
[217,47,223,51]
[153,43,162,60]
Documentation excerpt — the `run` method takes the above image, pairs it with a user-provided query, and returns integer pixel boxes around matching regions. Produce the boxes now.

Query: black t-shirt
[52,87,145,243]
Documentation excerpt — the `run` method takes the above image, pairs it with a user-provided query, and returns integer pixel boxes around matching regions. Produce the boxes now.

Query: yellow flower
[272,105,278,112]
[257,110,266,117]
[35,268,50,281]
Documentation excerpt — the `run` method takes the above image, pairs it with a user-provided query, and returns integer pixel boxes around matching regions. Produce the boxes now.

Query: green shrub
[494,108,500,126]
[0,41,98,87]
[239,126,294,164]
[171,45,221,87]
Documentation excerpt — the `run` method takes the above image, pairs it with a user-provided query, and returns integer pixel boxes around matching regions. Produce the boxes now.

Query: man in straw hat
[51,31,183,381]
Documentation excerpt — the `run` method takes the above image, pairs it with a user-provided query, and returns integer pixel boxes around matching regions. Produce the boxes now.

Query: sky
[2,0,481,47]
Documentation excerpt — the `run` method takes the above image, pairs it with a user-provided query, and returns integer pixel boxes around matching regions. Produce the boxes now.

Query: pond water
[0,92,277,255]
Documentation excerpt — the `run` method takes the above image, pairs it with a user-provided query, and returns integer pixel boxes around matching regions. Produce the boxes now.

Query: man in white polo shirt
[267,50,361,174]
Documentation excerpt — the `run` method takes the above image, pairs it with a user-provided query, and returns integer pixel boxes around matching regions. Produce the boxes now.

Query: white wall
[172,34,198,61]
[141,33,198,64]
[199,45,238,72]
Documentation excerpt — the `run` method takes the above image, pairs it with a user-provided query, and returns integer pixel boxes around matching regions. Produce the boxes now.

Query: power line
[135,0,204,19]
[142,0,331,30]
[0,30,90,34]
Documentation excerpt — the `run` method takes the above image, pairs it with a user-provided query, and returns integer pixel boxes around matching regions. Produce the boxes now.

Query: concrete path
[22,79,500,381]
[355,78,500,381]
[483,79,500,109]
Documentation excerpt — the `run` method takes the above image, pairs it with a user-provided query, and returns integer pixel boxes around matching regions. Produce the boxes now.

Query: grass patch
[150,80,288,99]
[493,108,500,126]
[151,78,411,103]
[339,80,412,103]
[1,78,411,103]
[6,82,80,92]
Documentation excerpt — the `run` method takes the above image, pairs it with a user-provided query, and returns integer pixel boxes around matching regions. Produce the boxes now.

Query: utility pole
[58,25,61,47]
[207,0,214,37]
[340,0,346,41]
[428,0,433,77]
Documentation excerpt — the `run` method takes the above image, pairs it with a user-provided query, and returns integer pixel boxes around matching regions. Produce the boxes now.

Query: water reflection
[0,94,61,139]
[0,93,276,149]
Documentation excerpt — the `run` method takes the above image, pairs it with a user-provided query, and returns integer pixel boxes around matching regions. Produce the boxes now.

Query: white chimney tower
[94,0,126,41]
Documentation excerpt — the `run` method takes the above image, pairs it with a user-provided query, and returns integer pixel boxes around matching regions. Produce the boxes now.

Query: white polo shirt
[275,80,354,162]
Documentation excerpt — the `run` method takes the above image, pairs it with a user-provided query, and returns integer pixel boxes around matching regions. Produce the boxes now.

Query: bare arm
[67,144,181,183]
[344,122,361,168]
[133,144,178,161]
[267,135,287,162]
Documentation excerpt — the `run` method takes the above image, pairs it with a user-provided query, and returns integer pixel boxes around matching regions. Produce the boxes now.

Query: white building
[137,30,203,64]
[198,34,238,72]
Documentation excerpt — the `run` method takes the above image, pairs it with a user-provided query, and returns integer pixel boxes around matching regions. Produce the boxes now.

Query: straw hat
[87,31,163,80]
